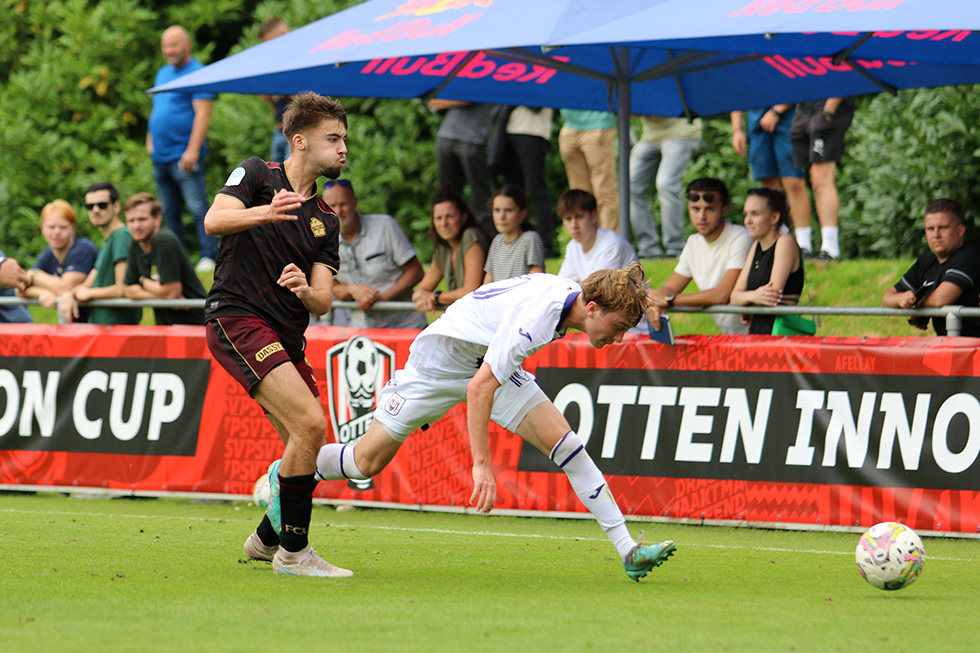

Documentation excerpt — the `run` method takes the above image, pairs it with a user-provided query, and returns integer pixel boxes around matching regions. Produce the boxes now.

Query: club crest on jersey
[310,217,326,237]
[325,336,396,446]
[224,167,245,186]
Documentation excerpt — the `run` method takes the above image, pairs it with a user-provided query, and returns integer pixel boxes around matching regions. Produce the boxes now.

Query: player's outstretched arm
[466,362,501,514]
[204,190,302,236]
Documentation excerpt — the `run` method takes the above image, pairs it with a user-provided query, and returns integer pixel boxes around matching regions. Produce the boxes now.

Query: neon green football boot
[623,538,676,581]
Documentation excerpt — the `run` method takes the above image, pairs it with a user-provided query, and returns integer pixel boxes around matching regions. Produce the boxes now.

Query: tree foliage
[2,0,979,264]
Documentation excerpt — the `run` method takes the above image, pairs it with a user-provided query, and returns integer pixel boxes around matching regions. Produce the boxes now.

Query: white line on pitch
[4,507,978,562]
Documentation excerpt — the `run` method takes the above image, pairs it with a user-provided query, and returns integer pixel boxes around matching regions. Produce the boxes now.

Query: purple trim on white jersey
[557,291,581,331]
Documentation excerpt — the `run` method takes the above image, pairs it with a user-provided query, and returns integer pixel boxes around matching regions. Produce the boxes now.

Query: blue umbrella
[150,0,980,231]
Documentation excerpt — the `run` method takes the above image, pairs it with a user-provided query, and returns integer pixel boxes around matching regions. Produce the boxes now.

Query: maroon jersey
[206,157,340,352]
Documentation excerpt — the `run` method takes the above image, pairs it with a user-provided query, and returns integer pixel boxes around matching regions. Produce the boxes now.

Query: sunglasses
[323,179,353,192]
[85,201,111,211]
[685,191,716,204]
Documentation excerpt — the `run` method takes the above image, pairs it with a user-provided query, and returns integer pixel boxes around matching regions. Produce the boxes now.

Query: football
[252,473,271,508]
[855,522,925,590]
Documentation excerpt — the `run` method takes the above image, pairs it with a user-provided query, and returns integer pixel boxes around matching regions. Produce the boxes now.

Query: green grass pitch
[2,492,978,652]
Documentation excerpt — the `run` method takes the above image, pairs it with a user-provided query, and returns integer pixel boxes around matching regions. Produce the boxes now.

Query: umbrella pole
[616,47,632,242]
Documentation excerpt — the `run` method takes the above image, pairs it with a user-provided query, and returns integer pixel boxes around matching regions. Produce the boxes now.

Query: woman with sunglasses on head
[730,187,804,334]
[413,186,490,313]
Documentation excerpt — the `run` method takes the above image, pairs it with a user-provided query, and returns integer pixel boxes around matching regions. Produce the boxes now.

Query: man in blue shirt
[148,25,218,273]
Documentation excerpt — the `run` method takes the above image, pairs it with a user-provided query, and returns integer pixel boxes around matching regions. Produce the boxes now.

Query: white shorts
[373,340,549,442]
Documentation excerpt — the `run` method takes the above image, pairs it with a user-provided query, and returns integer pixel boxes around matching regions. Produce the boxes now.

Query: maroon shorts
[206,316,318,397]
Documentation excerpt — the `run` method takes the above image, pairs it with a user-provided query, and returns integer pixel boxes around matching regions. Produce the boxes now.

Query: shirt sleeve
[727,229,752,270]
[525,232,545,268]
[894,257,926,293]
[384,217,420,268]
[942,246,980,292]
[482,299,560,384]
[33,247,56,273]
[63,239,98,274]
[154,235,187,284]
[123,242,141,286]
[216,157,263,207]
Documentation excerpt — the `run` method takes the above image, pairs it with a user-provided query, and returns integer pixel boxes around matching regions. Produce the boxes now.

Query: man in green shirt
[60,182,143,325]
[123,192,206,326]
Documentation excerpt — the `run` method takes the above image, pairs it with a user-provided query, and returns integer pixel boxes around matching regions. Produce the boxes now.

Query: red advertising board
[1,324,978,533]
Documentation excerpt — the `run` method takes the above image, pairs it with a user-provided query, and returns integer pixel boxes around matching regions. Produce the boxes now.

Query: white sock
[821,226,840,258]
[315,443,367,481]
[550,431,635,561]
[795,226,812,252]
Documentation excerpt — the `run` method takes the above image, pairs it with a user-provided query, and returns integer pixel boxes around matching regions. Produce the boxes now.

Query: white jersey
[410,274,581,386]
[557,228,638,283]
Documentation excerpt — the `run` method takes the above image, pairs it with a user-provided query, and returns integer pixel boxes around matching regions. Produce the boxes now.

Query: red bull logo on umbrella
[377,0,493,21]
[311,0,490,53]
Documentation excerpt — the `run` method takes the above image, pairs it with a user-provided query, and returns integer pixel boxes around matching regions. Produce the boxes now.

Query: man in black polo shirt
[204,92,348,577]
[122,192,206,325]
[882,198,980,337]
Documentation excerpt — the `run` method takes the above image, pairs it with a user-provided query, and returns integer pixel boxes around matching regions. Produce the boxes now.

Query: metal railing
[3,296,980,335]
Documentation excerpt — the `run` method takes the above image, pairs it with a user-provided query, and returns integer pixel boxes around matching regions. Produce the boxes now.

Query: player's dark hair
[282,92,347,139]
[925,198,964,225]
[556,189,597,218]
[123,192,162,218]
[427,185,487,247]
[84,181,119,203]
[492,185,534,232]
[580,262,649,328]
[746,187,793,232]
[686,177,729,208]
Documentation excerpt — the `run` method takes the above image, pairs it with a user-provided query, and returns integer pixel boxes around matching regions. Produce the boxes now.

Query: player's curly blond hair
[580,262,649,328]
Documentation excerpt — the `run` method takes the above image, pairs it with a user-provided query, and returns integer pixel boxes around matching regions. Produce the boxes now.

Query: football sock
[277,472,317,553]
[795,226,812,252]
[821,226,840,258]
[315,442,368,481]
[550,431,635,561]
[255,514,279,547]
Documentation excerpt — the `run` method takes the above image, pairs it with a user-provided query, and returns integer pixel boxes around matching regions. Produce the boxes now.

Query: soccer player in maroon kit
[203,92,350,577]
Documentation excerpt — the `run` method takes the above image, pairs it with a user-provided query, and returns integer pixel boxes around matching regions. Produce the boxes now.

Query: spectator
[428,100,495,233]
[629,116,702,258]
[257,17,292,163]
[59,182,143,325]
[483,185,545,284]
[647,178,752,335]
[412,187,489,313]
[730,188,804,335]
[882,198,980,337]
[19,200,98,316]
[730,106,810,254]
[556,189,637,283]
[0,250,31,323]
[789,98,856,260]
[558,109,619,231]
[323,179,428,330]
[495,106,557,256]
[148,25,218,272]
[122,192,206,326]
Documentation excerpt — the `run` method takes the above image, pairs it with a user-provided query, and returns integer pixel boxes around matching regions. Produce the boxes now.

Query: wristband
[665,292,675,307]
[433,290,443,305]
[771,107,785,118]
[822,110,835,121]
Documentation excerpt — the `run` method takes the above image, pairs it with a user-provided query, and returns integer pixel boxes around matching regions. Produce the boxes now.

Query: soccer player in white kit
[268,262,676,581]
